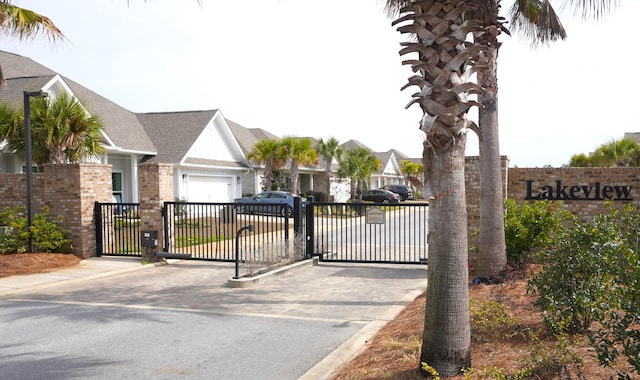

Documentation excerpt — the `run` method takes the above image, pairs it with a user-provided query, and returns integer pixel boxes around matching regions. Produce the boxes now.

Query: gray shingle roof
[137,110,220,164]
[340,139,372,151]
[0,50,157,155]
[226,118,280,156]
[0,76,56,107]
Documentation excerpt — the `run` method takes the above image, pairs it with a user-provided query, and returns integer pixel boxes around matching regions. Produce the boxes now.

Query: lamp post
[23,90,49,253]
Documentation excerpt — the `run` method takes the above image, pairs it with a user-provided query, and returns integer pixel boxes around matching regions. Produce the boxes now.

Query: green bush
[586,204,640,378]
[470,299,520,343]
[0,206,71,254]
[528,212,619,334]
[503,199,571,267]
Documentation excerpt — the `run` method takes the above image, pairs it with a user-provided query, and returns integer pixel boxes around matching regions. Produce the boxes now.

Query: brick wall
[139,162,174,253]
[464,156,510,234]
[0,164,112,257]
[508,167,639,220]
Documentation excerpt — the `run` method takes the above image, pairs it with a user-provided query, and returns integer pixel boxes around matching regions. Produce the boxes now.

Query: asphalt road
[0,260,427,380]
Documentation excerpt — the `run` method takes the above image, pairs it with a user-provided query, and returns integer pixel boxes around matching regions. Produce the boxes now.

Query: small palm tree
[337,147,380,202]
[315,137,342,195]
[0,94,105,165]
[591,138,640,167]
[279,136,318,194]
[0,1,64,84]
[247,138,284,192]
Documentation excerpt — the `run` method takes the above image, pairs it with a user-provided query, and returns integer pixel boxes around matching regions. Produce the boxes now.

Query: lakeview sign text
[526,180,633,201]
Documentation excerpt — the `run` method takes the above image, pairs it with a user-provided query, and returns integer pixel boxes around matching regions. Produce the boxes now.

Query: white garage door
[187,176,232,202]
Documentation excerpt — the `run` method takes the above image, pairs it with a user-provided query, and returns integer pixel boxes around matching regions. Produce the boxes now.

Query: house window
[112,172,123,203]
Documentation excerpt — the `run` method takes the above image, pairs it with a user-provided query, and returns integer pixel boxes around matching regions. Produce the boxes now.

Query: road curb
[226,257,318,288]
[298,288,425,380]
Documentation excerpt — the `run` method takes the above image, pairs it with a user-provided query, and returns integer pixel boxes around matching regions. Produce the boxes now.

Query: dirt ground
[330,269,623,379]
[0,252,81,277]
[0,254,625,379]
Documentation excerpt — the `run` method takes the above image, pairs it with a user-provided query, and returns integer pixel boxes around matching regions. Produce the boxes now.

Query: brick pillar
[42,163,112,258]
[138,162,174,262]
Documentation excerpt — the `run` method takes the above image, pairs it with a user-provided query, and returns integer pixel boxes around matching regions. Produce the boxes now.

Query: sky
[2,0,637,168]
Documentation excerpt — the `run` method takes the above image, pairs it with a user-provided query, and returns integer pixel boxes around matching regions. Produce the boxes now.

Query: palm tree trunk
[476,4,507,281]
[421,134,471,377]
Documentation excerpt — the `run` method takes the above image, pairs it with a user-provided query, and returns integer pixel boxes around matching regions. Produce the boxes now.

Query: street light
[23,90,49,253]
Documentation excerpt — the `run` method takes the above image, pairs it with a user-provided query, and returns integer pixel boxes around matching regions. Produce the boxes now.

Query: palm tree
[337,147,380,202]
[278,136,318,194]
[247,138,284,192]
[591,138,640,167]
[385,0,618,375]
[0,94,105,165]
[0,1,64,84]
[568,153,594,167]
[315,137,343,196]
[399,159,422,182]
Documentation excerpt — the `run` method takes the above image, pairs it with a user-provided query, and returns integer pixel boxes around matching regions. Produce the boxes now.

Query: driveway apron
[0,260,427,380]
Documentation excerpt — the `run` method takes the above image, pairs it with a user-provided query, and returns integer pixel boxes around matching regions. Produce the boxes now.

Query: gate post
[94,201,103,257]
[305,195,314,259]
[138,162,174,262]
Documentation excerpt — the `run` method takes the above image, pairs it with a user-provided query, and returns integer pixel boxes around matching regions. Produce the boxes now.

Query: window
[112,172,123,203]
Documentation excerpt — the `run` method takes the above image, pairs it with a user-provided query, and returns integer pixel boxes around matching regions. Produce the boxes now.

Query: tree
[568,138,640,167]
[592,138,640,167]
[0,1,64,84]
[386,0,618,374]
[337,147,380,202]
[391,1,485,374]
[278,136,318,194]
[399,159,422,182]
[247,138,284,192]
[0,93,105,165]
[315,137,343,196]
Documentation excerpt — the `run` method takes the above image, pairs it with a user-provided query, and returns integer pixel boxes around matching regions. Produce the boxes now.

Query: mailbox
[141,230,158,247]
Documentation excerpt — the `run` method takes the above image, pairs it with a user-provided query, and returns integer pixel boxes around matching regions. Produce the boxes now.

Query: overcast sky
[3,0,637,167]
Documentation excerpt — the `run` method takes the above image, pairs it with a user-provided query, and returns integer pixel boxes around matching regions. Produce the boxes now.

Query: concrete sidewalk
[0,256,427,379]
[0,256,158,297]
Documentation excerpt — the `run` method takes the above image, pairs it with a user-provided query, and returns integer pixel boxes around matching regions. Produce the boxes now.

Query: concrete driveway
[0,259,427,379]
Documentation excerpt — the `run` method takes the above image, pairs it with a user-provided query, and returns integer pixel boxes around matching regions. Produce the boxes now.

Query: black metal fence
[309,202,428,265]
[95,202,142,257]
[162,201,306,263]
[95,199,427,265]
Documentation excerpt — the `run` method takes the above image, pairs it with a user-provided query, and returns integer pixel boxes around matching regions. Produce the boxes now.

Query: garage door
[187,176,232,202]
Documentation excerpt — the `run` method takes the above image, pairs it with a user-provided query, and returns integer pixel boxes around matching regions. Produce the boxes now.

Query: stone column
[42,163,112,258]
[138,162,174,262]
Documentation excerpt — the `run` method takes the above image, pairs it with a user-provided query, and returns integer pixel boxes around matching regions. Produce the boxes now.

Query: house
[339,139,407,190]
[0,50,416,204]
[0,50,156,203]
[138,111,251,202]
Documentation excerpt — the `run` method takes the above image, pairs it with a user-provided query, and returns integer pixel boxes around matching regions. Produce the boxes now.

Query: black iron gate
[95,199,427,265]
[95,202,142,257]
[308,202,428,265]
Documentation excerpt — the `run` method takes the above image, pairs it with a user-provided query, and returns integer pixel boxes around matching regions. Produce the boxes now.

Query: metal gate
[95,199,427,265]
[309,202,428,265]
[95,202,142,257]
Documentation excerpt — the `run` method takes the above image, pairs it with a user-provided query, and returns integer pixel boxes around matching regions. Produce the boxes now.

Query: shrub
[527,212,618,334]
[470,299,520,343]
[503,199,571,267]
[0,206,71,254]
[586,204,640,378]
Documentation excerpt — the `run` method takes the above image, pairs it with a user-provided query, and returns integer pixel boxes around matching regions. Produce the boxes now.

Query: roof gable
[0,50,157,156]
[139,110,249,167]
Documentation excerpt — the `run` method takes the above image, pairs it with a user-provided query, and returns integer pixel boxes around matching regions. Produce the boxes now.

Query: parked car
[233,191,304,217]
[361,189,400,204]
[381,184,414,201]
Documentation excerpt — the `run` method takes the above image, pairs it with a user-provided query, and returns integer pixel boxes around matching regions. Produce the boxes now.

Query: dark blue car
[233,191,304,217]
